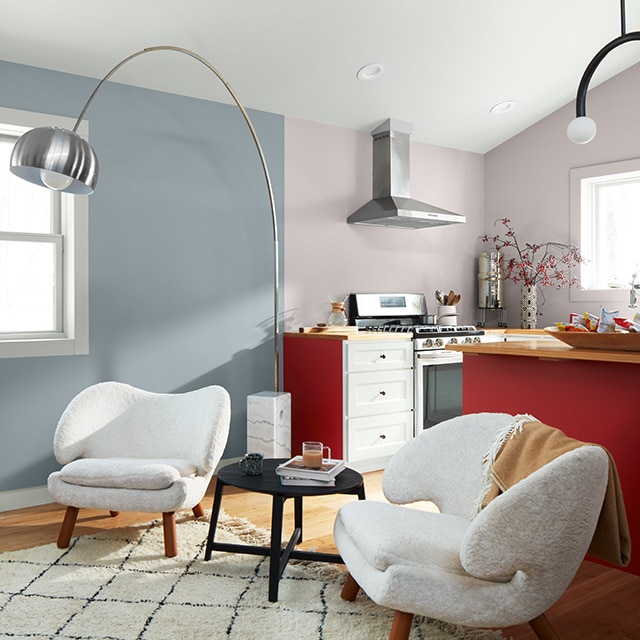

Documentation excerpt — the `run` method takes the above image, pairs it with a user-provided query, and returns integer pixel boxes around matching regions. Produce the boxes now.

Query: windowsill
[570,287,632,305]
[0,337,88,359]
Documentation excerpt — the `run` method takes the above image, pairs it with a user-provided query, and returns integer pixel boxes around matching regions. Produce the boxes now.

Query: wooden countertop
[447,338,640,364]
[285,328,411,341]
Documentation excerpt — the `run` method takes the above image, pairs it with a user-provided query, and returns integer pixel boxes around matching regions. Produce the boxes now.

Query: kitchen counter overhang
[447,338,640,365]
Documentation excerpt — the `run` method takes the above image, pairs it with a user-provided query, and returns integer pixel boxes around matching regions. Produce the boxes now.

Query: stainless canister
[478,251,504,309]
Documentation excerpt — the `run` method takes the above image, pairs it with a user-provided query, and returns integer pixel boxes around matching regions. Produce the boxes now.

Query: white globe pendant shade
[566,116,597,145]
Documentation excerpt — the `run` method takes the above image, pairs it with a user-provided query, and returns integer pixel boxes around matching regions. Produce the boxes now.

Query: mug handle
[239,456,247,473]
[323,445,331,460]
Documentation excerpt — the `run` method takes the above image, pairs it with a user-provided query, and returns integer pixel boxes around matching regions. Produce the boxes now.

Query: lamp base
[247,391,291,457]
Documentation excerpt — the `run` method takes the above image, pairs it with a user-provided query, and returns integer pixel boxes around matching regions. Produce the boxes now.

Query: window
[0,107,88,358]
[569,158,640,304]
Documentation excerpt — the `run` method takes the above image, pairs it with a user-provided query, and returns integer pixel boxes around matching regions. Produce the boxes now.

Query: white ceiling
[2,0,640,153]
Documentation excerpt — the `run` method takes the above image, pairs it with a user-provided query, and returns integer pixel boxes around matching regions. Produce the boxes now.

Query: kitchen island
[447,336,639,576]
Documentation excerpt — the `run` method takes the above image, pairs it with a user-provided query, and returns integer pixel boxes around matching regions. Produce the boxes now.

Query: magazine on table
[275,456,345,481]
[279,475,336,487]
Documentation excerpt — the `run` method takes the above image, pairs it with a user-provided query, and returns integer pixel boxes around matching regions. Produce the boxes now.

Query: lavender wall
[283,118,485,328]
[484,62,640,326]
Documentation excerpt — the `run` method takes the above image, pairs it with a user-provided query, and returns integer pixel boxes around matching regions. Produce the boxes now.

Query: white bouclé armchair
[48,381,231,557]
[334,413,611,640]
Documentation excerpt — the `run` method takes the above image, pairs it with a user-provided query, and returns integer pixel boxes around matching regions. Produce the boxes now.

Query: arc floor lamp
[10,45,291,456]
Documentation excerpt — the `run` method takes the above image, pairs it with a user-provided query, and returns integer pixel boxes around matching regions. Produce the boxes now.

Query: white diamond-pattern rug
[0,512,505,639]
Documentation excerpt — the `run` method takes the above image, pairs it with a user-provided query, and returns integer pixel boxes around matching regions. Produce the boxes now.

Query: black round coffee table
[203,458,365,602]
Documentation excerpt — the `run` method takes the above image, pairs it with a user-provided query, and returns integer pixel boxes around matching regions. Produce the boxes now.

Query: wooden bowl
[544,327,640,352]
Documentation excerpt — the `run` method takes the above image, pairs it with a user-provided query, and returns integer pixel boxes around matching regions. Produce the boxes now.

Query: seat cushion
[58,458,198,490]
[336,501,470,575]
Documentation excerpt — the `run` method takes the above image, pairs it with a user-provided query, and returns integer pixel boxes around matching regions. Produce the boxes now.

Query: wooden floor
[1,470,638,640]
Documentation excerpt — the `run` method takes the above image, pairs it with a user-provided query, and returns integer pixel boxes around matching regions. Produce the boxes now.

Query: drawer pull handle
[379,354,386,359]
[379,434,386,440]
[379,390,386,396]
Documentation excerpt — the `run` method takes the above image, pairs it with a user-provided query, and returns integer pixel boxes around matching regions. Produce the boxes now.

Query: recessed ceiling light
[356,62,385,82]
[490,100,516,115]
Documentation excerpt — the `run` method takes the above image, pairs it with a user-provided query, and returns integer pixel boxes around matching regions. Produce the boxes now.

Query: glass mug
[302,441,331,469]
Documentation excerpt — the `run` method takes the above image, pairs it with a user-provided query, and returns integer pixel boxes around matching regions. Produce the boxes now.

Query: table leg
[268,495,285,602]
[294,495,303,543]
[204,477,226,561]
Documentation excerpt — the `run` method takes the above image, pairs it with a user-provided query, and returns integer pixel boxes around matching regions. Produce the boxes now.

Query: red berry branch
[480,218,585,289]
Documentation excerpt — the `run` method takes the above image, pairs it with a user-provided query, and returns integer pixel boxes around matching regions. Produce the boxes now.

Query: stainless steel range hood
[347,118,466,229]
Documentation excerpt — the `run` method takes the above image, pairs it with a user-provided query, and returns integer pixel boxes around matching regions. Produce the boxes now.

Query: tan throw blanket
[482,420,631,568]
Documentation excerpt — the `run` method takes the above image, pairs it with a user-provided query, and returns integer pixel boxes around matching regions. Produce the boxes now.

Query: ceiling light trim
[356,62,385,82]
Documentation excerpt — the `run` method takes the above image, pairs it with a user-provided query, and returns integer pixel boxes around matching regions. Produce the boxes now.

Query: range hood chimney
[347,118,466,229]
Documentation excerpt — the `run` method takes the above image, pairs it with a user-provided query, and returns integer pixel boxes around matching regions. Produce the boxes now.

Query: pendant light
[567,0,640,144]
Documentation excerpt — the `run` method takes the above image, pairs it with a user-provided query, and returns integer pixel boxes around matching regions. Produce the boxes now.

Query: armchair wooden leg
[192,502,205,518]
[109,511,119,517]
[389,610,414,640]
[57,506,79,548]
[340,573,360,601]
[529,613,560,640]
[162,512,178,557]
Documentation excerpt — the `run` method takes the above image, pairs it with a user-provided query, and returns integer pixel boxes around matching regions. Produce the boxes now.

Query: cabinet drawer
[346,369,413,417]
[347,412,413,462]
[345,340,413,372]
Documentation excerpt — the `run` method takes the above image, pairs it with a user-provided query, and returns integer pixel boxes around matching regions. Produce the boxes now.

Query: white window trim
[569,157,640,305]
[0,106,88,358]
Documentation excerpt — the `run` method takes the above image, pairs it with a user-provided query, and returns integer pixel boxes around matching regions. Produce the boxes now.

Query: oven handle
[415,351,463,364]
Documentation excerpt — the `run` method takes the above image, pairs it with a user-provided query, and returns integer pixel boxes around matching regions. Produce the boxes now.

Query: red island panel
[462,353,638,576]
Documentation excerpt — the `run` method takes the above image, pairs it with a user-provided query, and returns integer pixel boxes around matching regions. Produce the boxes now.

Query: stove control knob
[463,337,473,344]
[449,337,458,344]
[473,336,481,343]
[435,338,443,347]
[423,338,433,348]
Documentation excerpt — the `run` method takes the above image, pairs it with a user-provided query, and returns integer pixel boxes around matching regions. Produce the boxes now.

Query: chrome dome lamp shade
[10,125,98,194]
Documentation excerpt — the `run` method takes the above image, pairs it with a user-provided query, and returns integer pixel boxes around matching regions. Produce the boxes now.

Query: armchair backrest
[382,413,515,518]
[54,381,231,475]
[460,445,608,605]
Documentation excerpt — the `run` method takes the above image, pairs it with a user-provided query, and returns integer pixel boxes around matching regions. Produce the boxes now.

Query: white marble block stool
[246,391,291,458]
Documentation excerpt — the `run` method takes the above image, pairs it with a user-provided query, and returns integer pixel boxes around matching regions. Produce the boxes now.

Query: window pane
[0,135,52,233]
[591,179,640,288]
[0,240,56,332]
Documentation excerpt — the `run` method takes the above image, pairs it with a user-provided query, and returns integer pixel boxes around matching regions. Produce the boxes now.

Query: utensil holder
[437,305,458,325]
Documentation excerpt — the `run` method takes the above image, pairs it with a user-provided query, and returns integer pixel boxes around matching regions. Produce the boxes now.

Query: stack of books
[276,456,345,486]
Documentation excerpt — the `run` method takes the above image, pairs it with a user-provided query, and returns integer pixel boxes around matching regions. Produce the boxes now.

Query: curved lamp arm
[567,0,640,144]
[10,45,281,391]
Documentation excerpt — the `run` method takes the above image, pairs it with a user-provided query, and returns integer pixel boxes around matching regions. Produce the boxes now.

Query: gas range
[348,293,484,351]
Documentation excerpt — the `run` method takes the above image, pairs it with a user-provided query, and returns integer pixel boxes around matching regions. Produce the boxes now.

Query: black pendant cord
[574,0,640,117]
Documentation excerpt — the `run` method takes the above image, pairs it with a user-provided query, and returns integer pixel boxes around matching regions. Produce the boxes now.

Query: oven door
[414,350,463,435]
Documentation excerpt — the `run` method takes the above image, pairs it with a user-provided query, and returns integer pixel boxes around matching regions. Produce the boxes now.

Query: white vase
[520,285,537,329]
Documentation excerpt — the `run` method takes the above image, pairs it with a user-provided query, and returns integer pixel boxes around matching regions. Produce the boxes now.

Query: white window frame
[569,158,640,305]
[0,106,88,358]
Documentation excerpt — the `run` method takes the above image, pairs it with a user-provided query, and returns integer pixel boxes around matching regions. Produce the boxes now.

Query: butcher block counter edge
[286,328,411,341]
[447,339,640,364]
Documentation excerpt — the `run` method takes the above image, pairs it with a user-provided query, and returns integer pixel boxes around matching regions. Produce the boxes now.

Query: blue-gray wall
[0,60,284,493]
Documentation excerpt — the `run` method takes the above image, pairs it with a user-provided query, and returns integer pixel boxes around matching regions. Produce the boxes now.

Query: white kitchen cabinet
[344,340,413,470]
